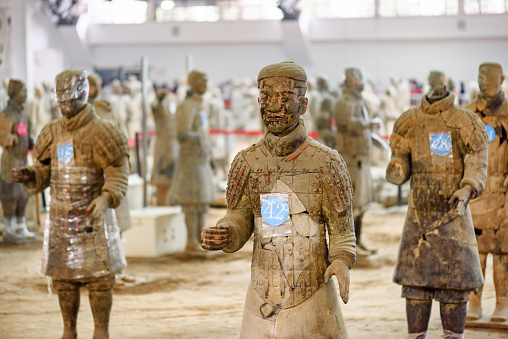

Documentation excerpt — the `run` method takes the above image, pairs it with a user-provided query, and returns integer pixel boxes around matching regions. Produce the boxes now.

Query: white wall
[87,14,508,90]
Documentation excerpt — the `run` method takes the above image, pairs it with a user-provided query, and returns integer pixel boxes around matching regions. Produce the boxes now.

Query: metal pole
[141,57,149,207]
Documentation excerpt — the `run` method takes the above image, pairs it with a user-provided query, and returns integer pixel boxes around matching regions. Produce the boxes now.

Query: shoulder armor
[321,151,353,213]
[92,120,129,164]
[226,151,251,208]
[392,108,416,137]
[33,122,57,161]
[445,106,487,152]
[465,100,477,113]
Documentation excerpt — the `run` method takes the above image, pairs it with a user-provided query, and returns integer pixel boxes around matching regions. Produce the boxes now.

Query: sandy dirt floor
[0,204,506,339]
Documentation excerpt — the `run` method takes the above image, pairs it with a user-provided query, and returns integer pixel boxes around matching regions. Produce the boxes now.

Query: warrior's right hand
[11,167,35,184]
[4,134,18,148]
[201,226,231,251]
[386,159,409,186]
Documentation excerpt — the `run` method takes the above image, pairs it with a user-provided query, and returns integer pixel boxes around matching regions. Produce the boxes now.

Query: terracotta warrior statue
[12,69,129,339]
[201,61,355,338]
[0,79,36,244]
[467,62,508,323]
[151,88,178,205]
[333,67,377,257]
[386,84,488,339]
[168,70,215,252]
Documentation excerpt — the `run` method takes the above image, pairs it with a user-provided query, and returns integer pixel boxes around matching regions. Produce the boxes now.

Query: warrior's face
[189,73,208,95]
[478,66,504,99]
[258,76,307,135]
[12,85,27,105]
[55,70,89,117]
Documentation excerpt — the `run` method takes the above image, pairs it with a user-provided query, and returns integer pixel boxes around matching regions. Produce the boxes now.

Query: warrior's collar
[342,87,362,100]
[477,91,505,116]
[421,91,455,114]
[7,99,24,113]
[61,104,95,132]
[263,120,308,157]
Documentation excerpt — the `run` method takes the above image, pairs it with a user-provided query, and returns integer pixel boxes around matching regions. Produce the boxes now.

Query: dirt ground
[0,204,506,339]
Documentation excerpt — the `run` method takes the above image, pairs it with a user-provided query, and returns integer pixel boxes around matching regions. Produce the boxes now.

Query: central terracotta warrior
[202,61,355,338]
[387,85,488,339]
[12,69,129,339]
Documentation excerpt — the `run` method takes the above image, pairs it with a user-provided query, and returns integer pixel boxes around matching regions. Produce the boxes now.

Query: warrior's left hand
[324,259,350,304]
[87,195,110,224]
[449,184,473,216]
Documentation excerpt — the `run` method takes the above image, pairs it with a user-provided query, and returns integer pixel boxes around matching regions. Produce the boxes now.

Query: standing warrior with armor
[168,70,215,252]
[12,69,130,339]
[386,84,488,339]
[0,79,36,243]
[334,67,377,257]
[201,61,355,338]
[467,62,508,323]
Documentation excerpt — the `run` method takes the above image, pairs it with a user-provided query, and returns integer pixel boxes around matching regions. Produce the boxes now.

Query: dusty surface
[0,205,505,339]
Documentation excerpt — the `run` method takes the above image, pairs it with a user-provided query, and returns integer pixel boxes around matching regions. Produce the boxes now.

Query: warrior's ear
[299,96,308,115]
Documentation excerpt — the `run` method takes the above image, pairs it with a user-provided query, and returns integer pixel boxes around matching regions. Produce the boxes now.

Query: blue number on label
[57,143,74,164]
[430,133,452,155]
[485,125,496,143]
[261,196,289,226]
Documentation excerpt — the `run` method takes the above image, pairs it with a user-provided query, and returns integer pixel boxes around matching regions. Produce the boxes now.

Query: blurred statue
[150,88,178,206]
[334,67,379,259]
[42,81,61,121]
[387,84,488,339]
[0,80,36,244]
[467,62,508,323]
[204,85,229,180]
[109,79,129,137]
[201,61,355,338]
[168,70,215,252]
[425,70,447,94]
[27,86,49,137]
[12,69,129,339]
[309,75,335,147]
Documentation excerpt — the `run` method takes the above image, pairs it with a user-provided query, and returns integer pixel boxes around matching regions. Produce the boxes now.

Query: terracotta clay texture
[168,70,215,251]
[387,85,488,338]
[309,75,335,148]
[467,62,508,324]
[333,67,376,257]
[202,62,355,338]
[150,90,178,205]
[0,79,35,244]
[13,69,129,339]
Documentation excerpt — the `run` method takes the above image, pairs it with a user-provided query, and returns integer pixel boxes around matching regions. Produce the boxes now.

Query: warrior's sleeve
[322,152,356,269]
[175,102,200,141]
[333,97,368,135]
[94,122,130,208]
[0,112,14,148]
[460,109,488,199]
[219,151,254,253]
[386,109,413,185]
[23,123,53,194]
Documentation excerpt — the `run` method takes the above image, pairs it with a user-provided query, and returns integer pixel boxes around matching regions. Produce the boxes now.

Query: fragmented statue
[467,62,508,323]
[12,69,129,339]
[202,61,355,338]
[0,79,36,244]
[168,70,215,252]
[386,84,488,339]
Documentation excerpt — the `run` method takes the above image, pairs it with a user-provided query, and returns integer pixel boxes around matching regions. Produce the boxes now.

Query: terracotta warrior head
[344,67,364,93]
[7,79,27,107]
[87,72,103,102]
[478,62,505,99]
[427,70,447,90]
[188,70,207,95]
[257,61,308,135]
[55,68,89,118]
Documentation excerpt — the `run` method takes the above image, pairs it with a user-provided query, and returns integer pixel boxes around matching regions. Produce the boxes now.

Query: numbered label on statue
[16,122,27,137]
[485,124,496,143]
[260,193,291,237]
[57,140,75,165]
[429,131,454,164]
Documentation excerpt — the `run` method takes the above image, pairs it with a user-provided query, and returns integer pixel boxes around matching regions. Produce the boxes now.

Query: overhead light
[160,0,175,10]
